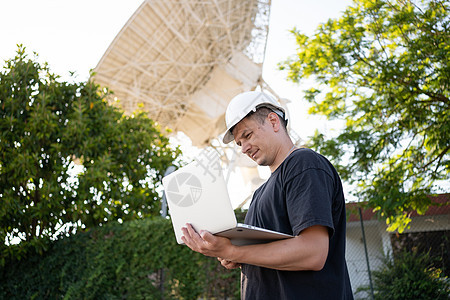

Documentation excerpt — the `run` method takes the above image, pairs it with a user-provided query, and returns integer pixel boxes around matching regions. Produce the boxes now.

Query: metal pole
[160,165,176,300]
[161,165,176,218]
[359,207,375,300]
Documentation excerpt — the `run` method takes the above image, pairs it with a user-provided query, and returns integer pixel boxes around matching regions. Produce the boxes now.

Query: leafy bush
[0,217,240,299]
[358,250,450,300]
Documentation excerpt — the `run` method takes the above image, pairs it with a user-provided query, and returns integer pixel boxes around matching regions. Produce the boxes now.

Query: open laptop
[162,151,293,246]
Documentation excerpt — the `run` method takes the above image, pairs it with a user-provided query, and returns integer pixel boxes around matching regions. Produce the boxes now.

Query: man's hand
[218,257,241,269]
[181,223,236,260]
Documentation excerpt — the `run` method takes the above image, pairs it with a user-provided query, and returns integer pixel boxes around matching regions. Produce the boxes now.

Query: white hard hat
[222,91,286,144]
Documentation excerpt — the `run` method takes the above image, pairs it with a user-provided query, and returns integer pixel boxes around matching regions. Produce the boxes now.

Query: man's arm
[181,223,329,271]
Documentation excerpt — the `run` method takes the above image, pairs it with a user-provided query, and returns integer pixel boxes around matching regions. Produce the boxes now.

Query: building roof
[346,193,450,223]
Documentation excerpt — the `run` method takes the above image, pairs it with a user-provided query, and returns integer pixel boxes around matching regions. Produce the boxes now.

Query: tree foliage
[0,46,181,260]
[280,0,449,231]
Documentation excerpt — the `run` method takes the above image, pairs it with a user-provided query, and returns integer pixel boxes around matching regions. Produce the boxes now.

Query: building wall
[345,213,449,299]
[346,220,388,298]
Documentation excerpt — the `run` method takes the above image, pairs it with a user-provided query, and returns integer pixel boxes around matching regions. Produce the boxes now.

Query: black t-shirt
[241,148,353,300]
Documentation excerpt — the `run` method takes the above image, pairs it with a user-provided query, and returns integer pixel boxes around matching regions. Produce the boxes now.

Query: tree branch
[422,144,450,170]
[395,77,450,106]
[420,91,450,105]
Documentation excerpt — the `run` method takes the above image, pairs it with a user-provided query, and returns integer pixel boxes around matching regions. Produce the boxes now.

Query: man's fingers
[180,226,190,240]
[218,257,241,269]
[181,224,201,250]
[200,230,215,242]
[182,224,211,252]
[184,223,197,237]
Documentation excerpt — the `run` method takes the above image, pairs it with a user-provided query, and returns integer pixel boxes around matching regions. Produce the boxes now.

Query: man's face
[232,115,276,167]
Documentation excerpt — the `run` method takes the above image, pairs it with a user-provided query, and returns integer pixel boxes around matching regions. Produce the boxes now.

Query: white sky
[0,0,354,206]
[0,0,352,137]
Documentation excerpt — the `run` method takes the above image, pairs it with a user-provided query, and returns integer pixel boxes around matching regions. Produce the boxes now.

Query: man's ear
[267,112,281,132]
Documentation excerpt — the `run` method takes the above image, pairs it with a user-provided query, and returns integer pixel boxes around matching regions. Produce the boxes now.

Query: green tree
[0,46,181,261]
[280,0,449,232]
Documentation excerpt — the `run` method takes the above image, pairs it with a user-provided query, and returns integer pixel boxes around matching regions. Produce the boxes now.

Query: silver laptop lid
[162,151,237,244]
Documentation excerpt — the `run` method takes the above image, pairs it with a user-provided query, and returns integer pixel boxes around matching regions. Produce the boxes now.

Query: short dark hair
[248,107,288,131]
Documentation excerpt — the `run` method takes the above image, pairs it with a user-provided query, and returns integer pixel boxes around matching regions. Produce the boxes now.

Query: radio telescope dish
[93,0,271,146]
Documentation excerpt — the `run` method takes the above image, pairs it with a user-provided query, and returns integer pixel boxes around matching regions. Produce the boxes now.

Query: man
[181,91,353,299]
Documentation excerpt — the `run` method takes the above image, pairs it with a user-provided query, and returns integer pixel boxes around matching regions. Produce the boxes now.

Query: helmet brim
[222,129,234,144]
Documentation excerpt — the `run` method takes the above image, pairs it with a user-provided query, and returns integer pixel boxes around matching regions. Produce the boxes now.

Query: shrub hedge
[356,250,450,300]
[0,218,240,299]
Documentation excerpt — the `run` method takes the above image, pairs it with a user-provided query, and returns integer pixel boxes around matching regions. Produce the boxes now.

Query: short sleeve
[284,168,335,237]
